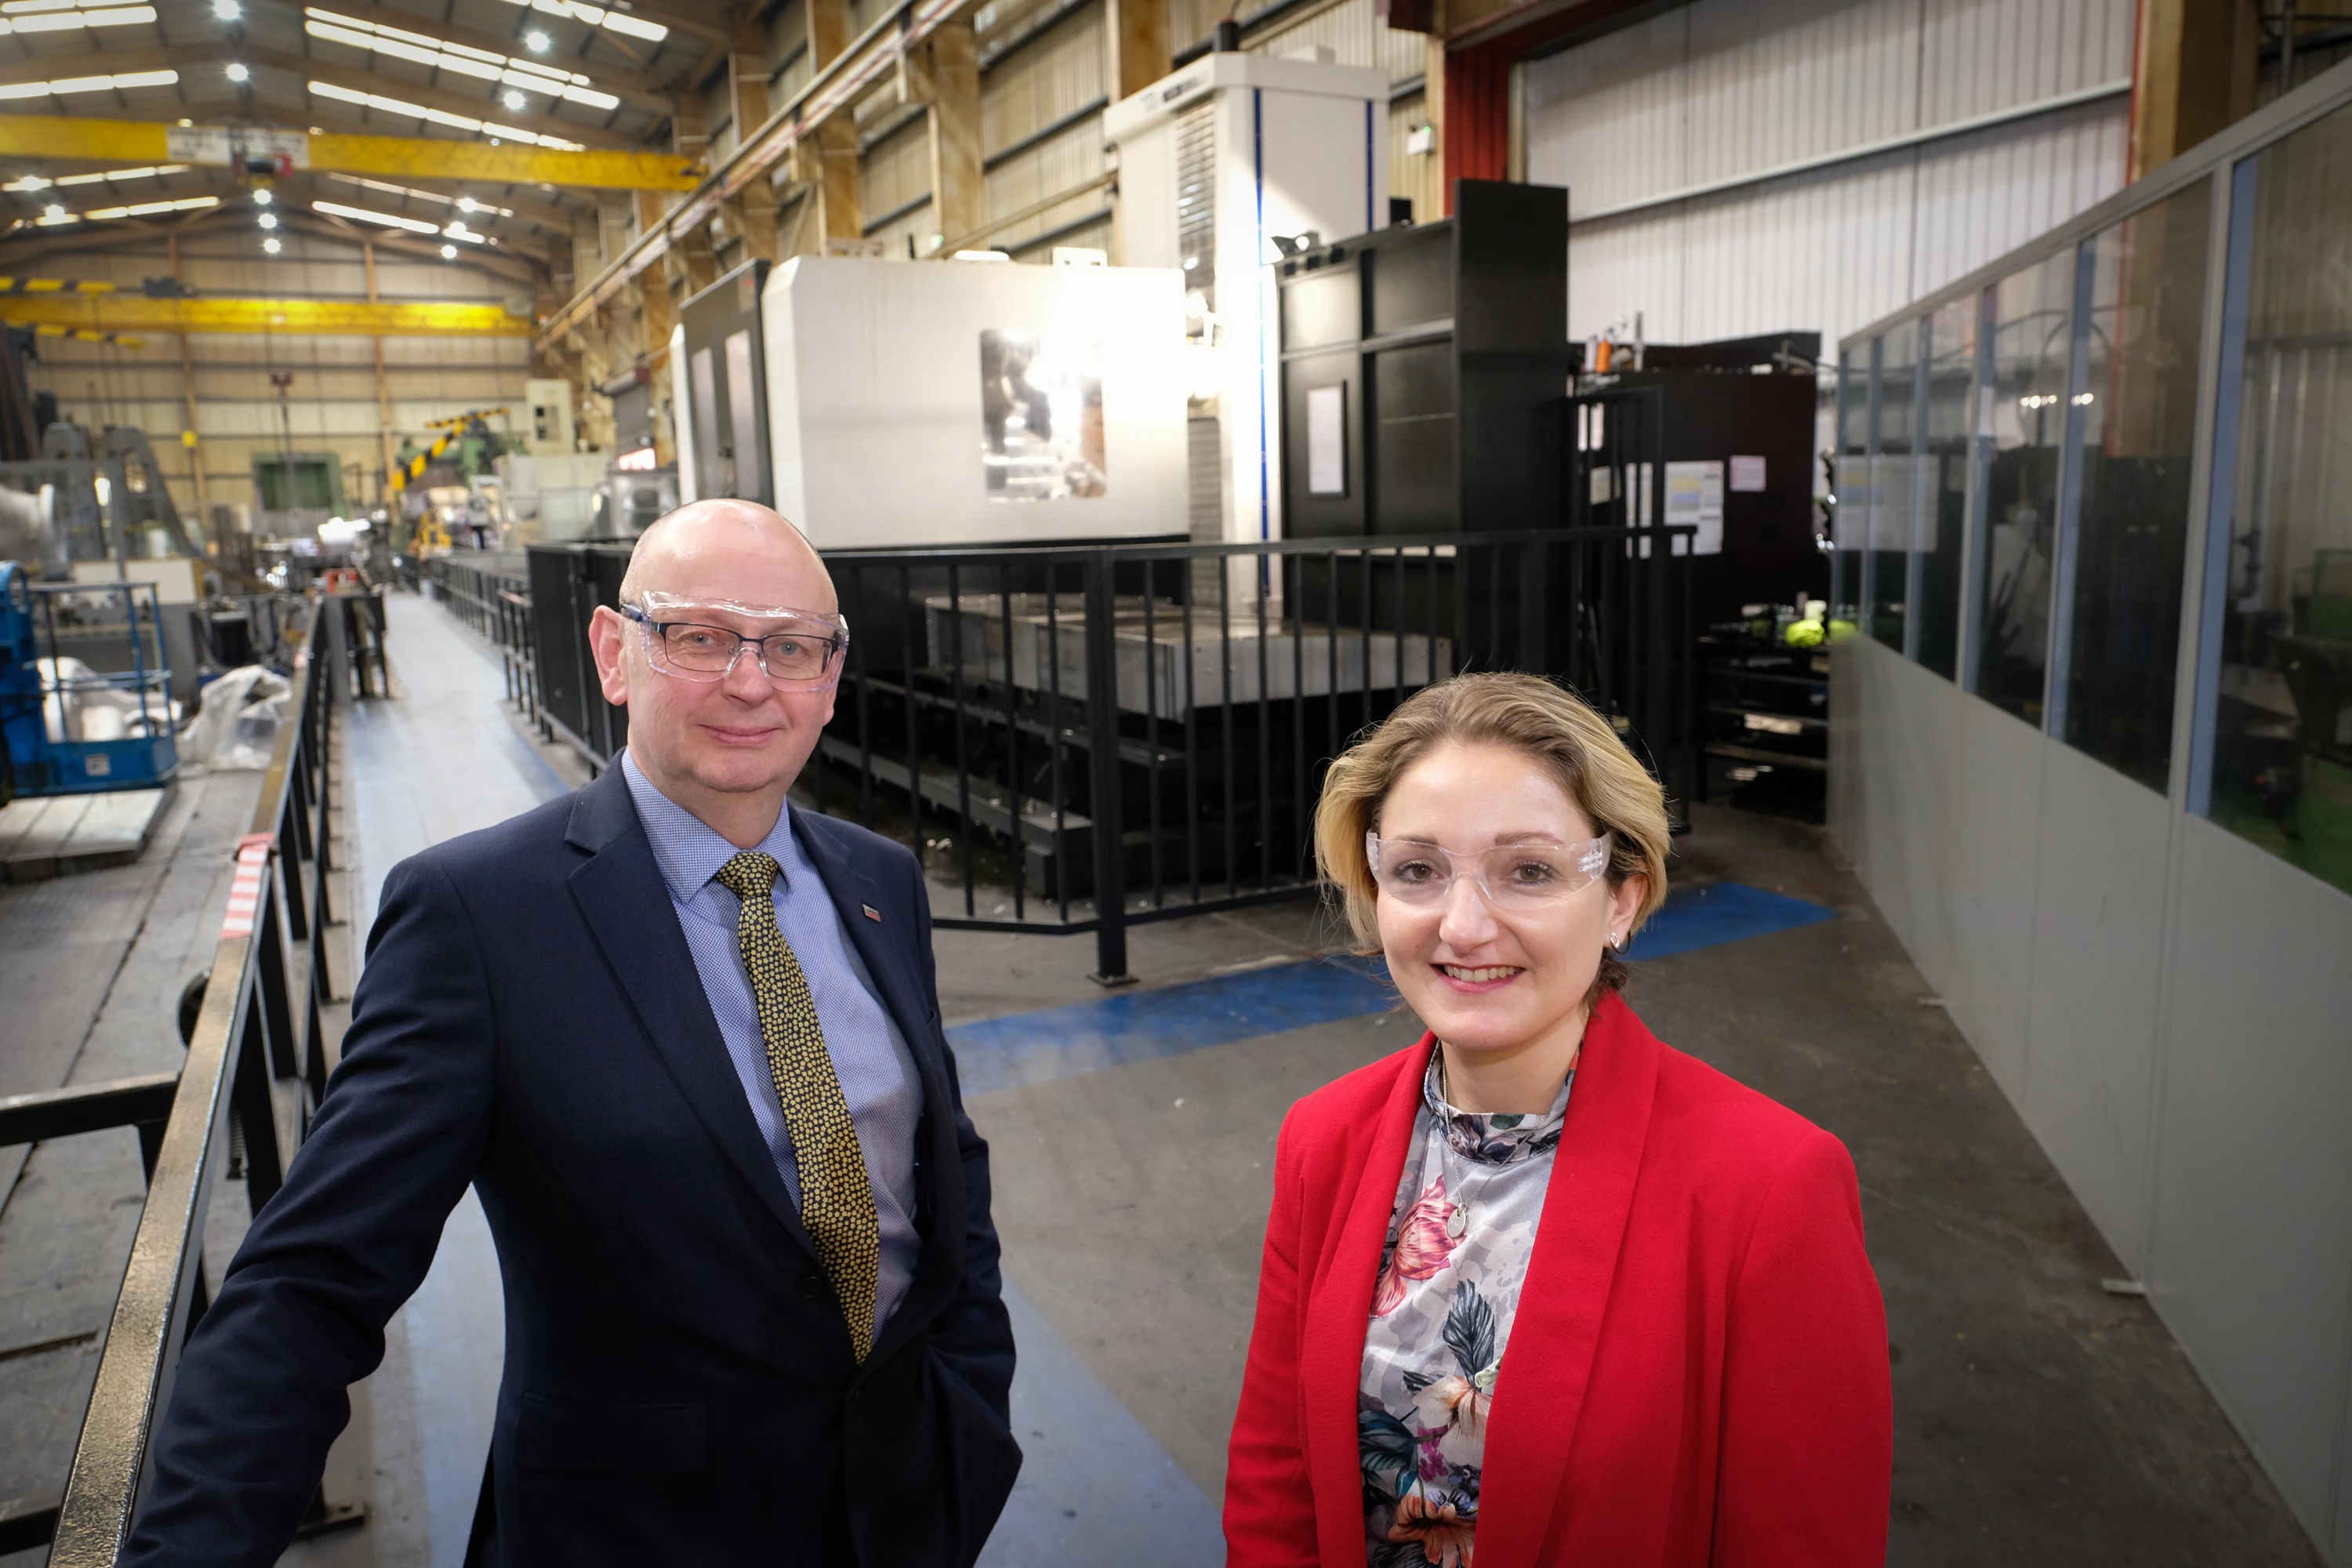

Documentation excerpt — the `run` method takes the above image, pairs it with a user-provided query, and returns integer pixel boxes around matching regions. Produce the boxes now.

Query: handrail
[44,600,343,1566]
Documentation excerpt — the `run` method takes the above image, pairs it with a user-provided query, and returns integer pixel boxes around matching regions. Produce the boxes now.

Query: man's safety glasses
[621,603,849,692]
[1366,831,1612,909]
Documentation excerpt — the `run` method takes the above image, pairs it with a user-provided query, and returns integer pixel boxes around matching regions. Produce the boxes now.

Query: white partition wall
[1831,59,2352,1566]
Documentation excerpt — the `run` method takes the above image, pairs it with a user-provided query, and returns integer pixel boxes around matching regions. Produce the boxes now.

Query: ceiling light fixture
[456,196,477,212]
[252,188,271,205]
[226,61,249,82]
[258,212,278,228]
[34,195,219,225]
[213,0,241,16]
[489,0,664,42]
[524,27,549,50]
[0,69,178,99]
[440,243,456,259]
[0,5,161,35]
[502,88,524,111]
[303,12,619,111]
[313,198,440,234]
[305,81,583,148]
[263,235,281,253]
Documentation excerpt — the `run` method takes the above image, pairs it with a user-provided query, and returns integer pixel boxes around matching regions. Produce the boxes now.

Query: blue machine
[0,560,179,798]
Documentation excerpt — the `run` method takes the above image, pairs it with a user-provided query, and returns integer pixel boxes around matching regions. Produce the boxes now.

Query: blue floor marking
[951,955,1395,1095]
[949,883,1834,1094]
[1624,880,1838,960]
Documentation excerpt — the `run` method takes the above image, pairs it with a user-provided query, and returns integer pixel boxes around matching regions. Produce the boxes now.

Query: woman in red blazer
[1225,673,1891,1568]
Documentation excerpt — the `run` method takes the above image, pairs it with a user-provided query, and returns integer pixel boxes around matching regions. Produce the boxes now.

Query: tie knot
[714,850,782,902]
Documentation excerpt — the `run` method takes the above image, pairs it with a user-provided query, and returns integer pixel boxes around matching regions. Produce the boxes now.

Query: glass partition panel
[1867,321,1921,650]
[1973,252,2076,725]
[2206,100,2352,896]
[2060,180,2212,792]
[1831,347,1869,630]
[1918,294,1982,680]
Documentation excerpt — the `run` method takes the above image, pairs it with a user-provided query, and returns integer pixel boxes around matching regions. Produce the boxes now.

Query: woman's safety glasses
[1366,831,1612,909]
[622,602,849,692]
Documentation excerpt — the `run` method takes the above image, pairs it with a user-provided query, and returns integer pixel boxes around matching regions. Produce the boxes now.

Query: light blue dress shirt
[620,750,924,1331]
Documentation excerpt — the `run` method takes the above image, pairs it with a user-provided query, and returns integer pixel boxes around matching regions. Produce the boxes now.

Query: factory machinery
[0,417,321,810]
[0,560,176,800]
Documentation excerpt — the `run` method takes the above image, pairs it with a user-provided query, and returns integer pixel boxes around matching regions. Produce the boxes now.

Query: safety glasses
[621,602,849,692]
[1365,831,1612,909]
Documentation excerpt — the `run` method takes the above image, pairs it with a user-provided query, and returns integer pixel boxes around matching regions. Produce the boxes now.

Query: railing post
[1083,551,1133,986]
[253,887,299,1080]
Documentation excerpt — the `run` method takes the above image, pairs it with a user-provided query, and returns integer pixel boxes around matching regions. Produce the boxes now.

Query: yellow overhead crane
[0,294,529,336]
[0,114,699,193]
[29,324,143,348]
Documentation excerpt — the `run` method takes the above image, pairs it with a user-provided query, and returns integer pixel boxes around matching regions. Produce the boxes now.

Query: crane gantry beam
[0,114,699,191]
[0,292,532,336]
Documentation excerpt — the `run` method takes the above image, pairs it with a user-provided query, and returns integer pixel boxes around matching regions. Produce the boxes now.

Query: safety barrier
[488,528,1693,982]
[425,554,538,723]
[0,604,359,1562]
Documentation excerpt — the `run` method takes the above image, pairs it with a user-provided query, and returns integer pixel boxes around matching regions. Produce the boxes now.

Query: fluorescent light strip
[51,164,187,187]
[306,80,586,148]
[494,0,666,42]
[306,9,621,110]
[313,198,444,234]
[0,6,156,31]
[0,68,176,98]
[324,171,514,219]
[34,193,216,224]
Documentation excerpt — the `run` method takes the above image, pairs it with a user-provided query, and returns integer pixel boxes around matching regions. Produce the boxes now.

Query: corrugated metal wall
[981,2,1111,253]
[1526,0,2136,349]
[24,228,530,519]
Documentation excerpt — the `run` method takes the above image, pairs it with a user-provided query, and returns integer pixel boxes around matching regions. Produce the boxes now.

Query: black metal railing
[425,556,536,720]
[11,606,354,1564]
[488,528,1693,982]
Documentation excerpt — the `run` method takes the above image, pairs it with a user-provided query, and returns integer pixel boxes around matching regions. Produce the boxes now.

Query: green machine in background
[252,452,348,533]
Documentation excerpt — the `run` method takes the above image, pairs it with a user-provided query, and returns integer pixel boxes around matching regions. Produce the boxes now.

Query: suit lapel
[1301,1038,1432,1566]
[1473,992,1661,1566]
[564,769,818,1261]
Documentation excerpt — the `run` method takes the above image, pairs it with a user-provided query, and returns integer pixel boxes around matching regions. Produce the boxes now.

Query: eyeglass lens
[1369,837,1608,905]
[655,621,837,682]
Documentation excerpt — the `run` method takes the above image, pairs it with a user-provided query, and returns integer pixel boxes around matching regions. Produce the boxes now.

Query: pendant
[1445,1204,1468,1240]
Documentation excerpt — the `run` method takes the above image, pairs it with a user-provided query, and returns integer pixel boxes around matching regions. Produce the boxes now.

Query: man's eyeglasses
[1365,832,1612,909]
[621,603,849,691]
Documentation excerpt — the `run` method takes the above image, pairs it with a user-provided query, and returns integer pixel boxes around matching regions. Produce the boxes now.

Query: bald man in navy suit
[127,502,1019,1566]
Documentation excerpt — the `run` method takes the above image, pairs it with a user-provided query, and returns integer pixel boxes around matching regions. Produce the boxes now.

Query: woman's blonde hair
[1313,673,1672,995]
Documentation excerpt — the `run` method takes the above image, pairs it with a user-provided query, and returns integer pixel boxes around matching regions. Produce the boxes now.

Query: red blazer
[1224,992,1891,1567]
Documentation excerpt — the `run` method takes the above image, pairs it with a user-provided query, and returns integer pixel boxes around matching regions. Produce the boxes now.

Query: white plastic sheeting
[176,664,290,772]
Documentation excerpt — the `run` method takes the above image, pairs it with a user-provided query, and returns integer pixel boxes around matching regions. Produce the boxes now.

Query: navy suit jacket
[125,764,1021,1567]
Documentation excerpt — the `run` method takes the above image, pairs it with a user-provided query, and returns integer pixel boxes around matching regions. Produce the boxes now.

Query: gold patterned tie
[713,851,882,1362]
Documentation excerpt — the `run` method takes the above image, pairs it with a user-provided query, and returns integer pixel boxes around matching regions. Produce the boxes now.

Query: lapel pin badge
[862,904,882,922]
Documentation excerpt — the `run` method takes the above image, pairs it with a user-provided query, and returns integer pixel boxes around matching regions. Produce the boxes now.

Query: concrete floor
[0,584,2329,1566]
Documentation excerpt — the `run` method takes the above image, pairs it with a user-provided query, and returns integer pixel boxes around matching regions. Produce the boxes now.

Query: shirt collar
[619,749,797,904]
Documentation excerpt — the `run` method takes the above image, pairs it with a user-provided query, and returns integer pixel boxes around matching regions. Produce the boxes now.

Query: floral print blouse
[1359,1049,1573,1568]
